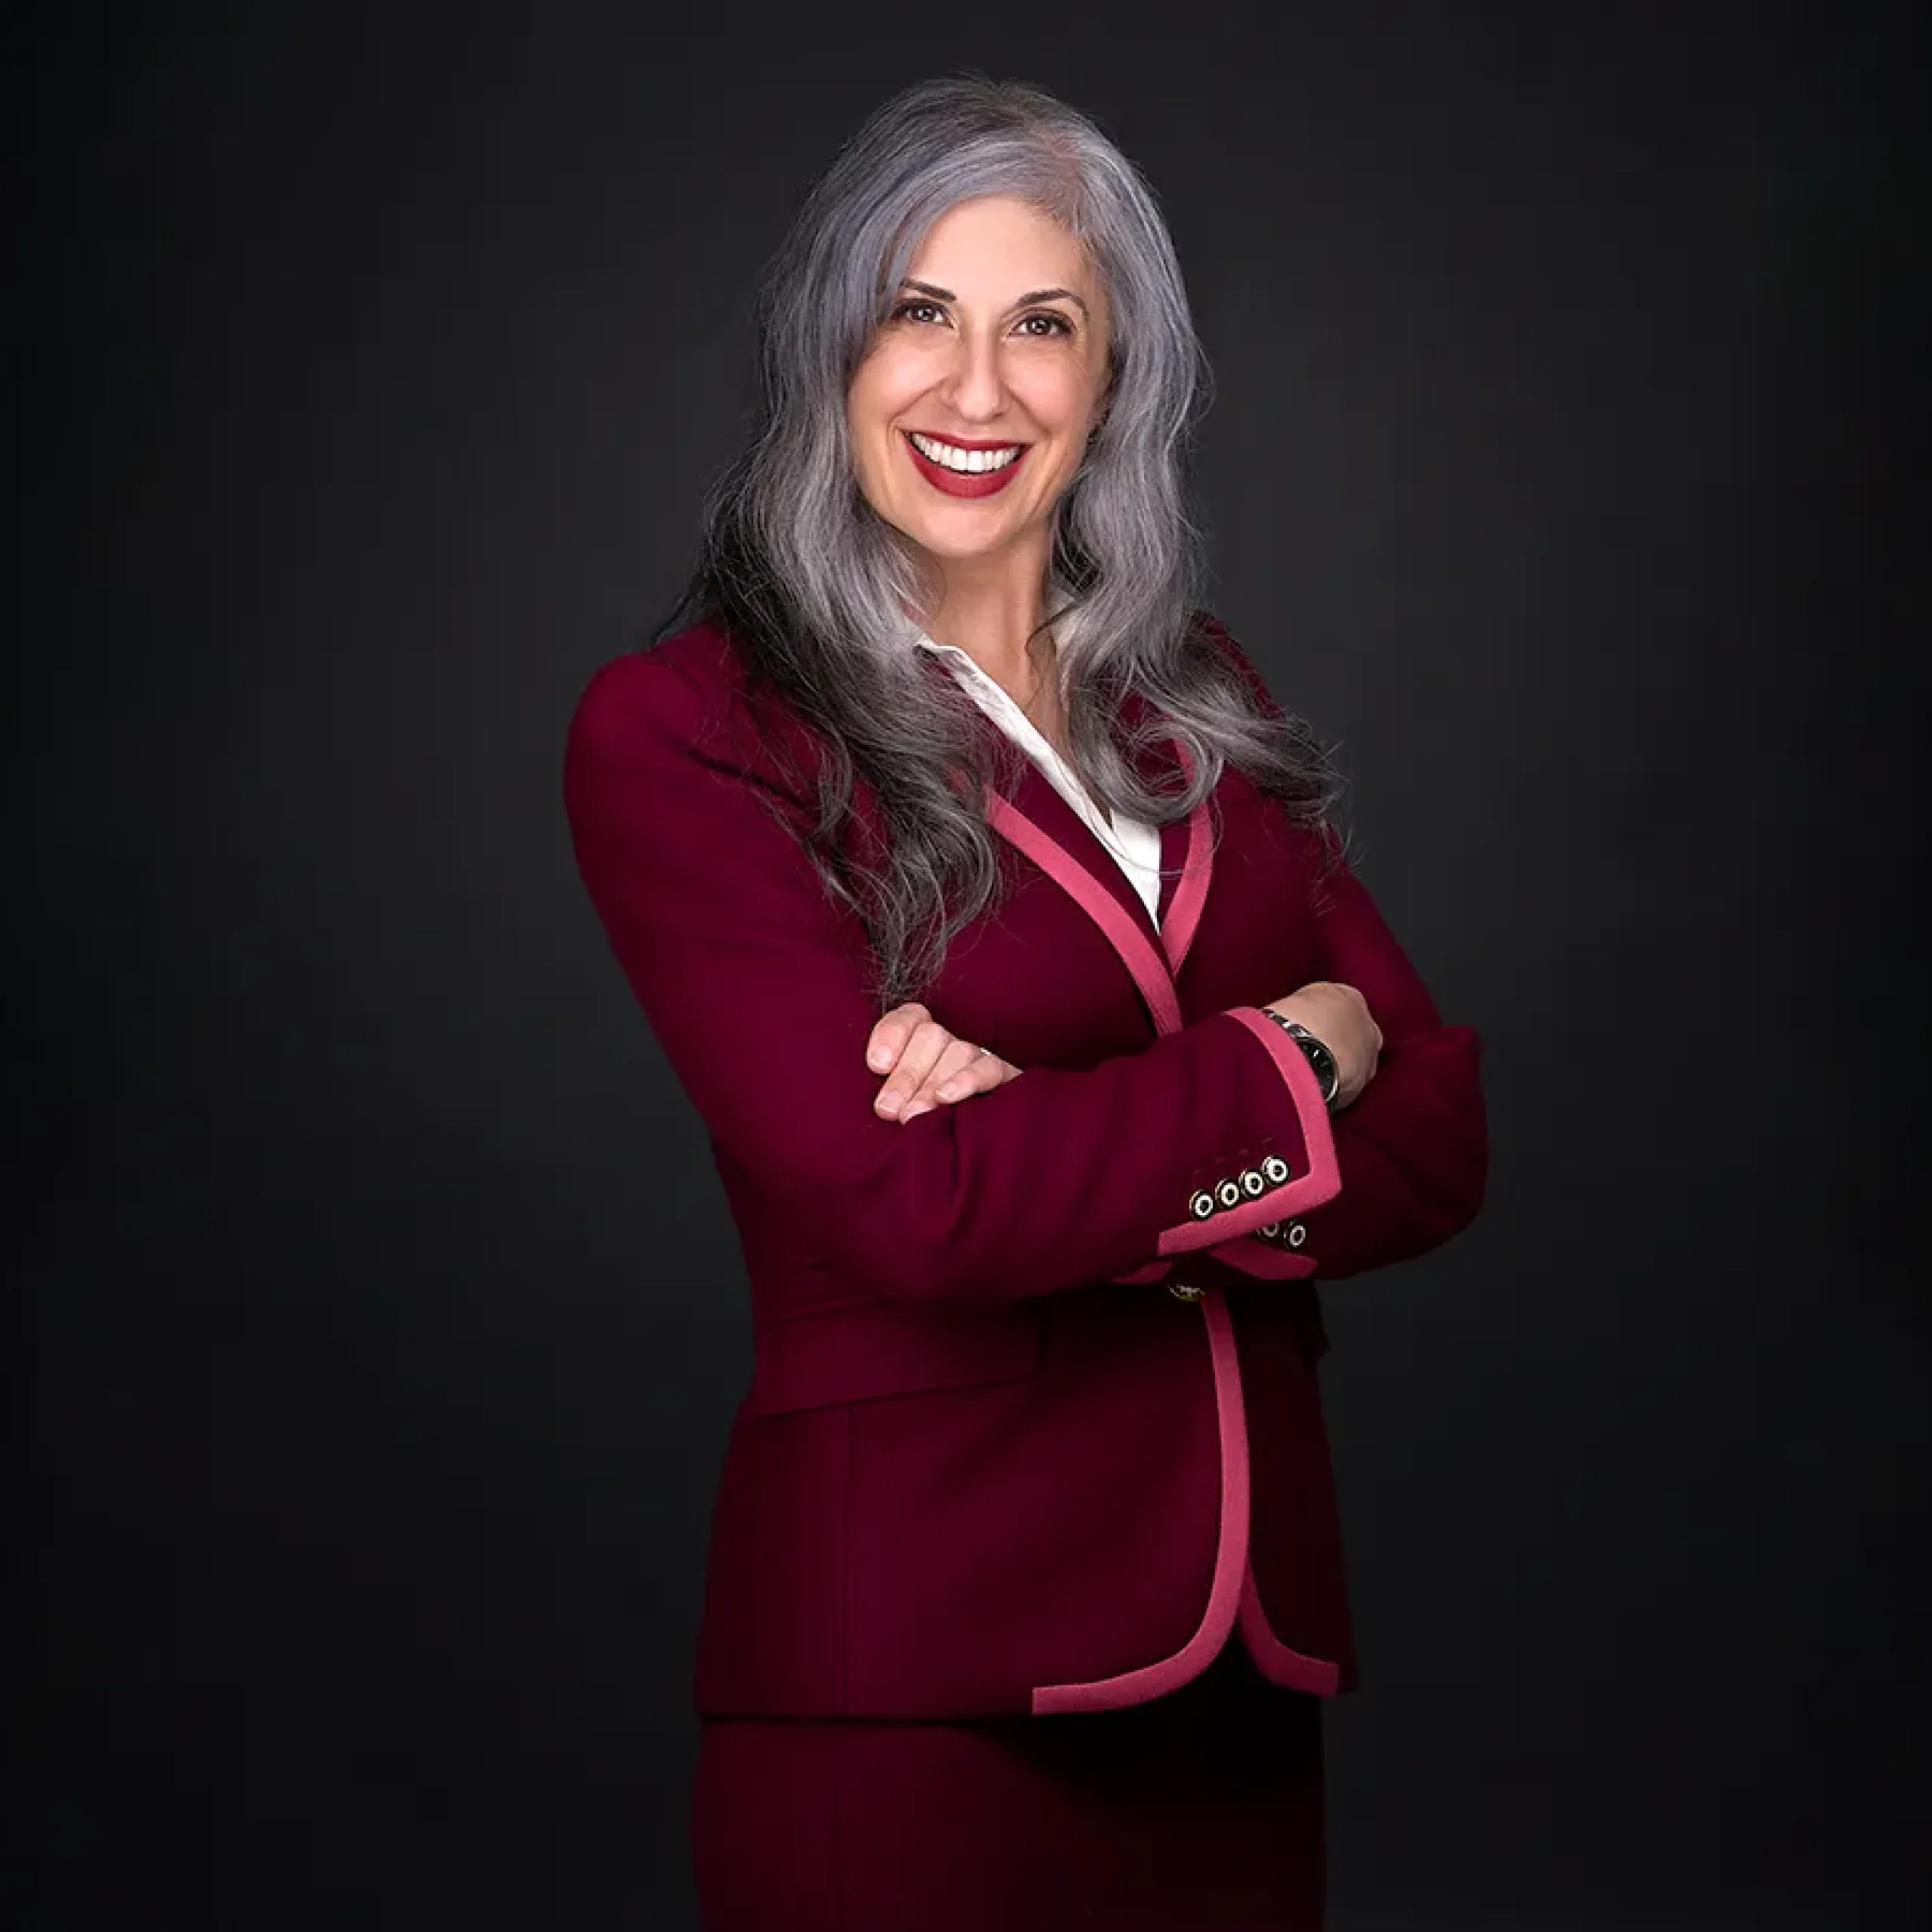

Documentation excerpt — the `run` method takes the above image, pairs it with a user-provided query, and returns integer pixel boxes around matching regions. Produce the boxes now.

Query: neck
[920,534,1055,693]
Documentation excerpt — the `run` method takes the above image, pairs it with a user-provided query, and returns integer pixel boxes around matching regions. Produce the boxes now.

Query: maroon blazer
[563,613,1487,1721]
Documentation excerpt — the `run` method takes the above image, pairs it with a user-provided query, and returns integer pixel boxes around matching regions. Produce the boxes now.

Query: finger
[866,1002,930,1073]
[904,1039,997,1114]
[930,1045,1010,1104]
[880,1026,956,1116]
[875,1020,955,1115]
[932,1058,1021,1112]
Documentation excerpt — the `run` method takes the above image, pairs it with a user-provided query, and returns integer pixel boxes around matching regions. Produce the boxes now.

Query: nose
[938,323,1008,424]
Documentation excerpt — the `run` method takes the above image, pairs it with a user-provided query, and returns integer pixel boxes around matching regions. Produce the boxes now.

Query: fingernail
[934,1083,960,1101]
[900,1101,931,1121]
[868,1049,888,1069]
[878,1092,901,1115]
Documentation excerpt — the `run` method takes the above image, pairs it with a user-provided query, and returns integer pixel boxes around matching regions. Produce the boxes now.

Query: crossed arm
[861,840,1486,1283]
[566,641,1484,1302]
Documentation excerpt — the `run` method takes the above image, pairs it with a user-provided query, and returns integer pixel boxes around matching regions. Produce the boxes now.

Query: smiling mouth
[902,430,1030,498]
[906,430,1027,475]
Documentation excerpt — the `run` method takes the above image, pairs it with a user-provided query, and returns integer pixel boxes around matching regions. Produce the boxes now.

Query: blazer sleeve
[1204,620,1488,1280]
[563,648,1343,1307]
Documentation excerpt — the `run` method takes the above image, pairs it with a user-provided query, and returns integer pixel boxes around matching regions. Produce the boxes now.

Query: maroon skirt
[690,1636,1326,1930]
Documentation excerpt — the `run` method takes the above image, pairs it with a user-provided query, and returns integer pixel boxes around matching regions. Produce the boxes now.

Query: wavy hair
[651,72,1344,1011]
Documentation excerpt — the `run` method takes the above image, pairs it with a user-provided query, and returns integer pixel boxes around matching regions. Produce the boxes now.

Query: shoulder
[564,616,818,807]
[567,617,776,753]
[568,617,742,737]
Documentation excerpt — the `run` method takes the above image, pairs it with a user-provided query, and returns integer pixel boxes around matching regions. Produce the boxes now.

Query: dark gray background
[14,2,1927,1927]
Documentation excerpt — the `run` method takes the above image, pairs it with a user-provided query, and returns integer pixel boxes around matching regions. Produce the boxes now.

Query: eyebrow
[899,278,1091,321]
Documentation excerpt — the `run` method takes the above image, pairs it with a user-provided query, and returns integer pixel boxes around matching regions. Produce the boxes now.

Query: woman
[565,73,1486,1931]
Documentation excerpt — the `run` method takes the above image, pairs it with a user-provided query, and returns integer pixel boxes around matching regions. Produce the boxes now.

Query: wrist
[1263,1005,1341,1109]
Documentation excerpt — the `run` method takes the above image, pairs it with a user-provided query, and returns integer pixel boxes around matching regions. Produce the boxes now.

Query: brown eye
[1017,312,1074,339]
[891,300,945,325]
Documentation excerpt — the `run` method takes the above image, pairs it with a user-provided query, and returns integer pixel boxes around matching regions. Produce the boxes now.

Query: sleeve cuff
[1152,1005,1343,1257]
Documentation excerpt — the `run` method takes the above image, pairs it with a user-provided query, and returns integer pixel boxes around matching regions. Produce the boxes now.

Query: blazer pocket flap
[751,1300,1041,1416]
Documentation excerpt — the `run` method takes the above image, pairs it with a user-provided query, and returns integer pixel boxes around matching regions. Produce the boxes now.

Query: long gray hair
[652,72,1343,1011]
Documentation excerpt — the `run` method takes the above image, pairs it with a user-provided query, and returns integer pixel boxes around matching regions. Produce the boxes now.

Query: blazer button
[1256,1220,1281,1239]
[1238,1167,1266,1198]
[1215,1177,1243,1211]
[1169,1281,1204,1301]
[1285,1221,1307,1248]
[1189,1189,1217,1220]
[1261,1153,1291,1185]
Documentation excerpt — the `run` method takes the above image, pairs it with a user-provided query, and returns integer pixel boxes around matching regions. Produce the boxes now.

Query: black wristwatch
[1263,1011,1341,1109]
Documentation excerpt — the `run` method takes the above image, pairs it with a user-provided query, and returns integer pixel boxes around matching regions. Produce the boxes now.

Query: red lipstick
[903,431,1029,499]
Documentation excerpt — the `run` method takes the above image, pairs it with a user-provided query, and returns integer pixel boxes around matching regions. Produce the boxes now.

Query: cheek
[1021,363,1103,443]
[845,374,875,443]
[851,363,920,461]
[845,380,895,495]
[853,345,925,418]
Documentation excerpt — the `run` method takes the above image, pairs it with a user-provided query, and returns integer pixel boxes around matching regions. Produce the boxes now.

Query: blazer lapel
[970,682,1216,1036]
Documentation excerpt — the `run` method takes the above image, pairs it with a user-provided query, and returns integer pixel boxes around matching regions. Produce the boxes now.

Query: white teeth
[909,432,1023,474]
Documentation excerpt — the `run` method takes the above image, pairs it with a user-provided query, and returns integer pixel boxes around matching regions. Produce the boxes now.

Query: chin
[905,523,1020,564]
[883,503,1022,563]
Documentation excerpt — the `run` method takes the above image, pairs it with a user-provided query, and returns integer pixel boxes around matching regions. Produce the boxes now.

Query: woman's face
[846,193,1112,577]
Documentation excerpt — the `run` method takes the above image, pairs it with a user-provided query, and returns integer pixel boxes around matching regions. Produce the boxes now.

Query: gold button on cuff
[1189,1189,1216,1220]
[1261,1154,1291,1184]
[1215,1178,1243,1211]
[1168,1281,1204,1301]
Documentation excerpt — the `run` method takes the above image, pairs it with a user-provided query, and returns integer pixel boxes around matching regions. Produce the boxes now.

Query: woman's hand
[1264,981,1383,1110]
[867,1003,1023,1121]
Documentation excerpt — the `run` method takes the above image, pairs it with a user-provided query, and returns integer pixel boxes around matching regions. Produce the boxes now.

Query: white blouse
[915,634,1164,926]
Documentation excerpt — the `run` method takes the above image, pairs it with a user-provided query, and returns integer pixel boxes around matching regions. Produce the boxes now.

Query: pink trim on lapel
[979,735,1214,1035]
[983,792,1189,1034]
[973,695,1346,1712]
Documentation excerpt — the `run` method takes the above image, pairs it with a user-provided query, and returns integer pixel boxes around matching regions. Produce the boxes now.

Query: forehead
[904,194,1100,296]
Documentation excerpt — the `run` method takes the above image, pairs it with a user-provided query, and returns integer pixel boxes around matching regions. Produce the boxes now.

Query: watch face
[1303,1038,1338,1097]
